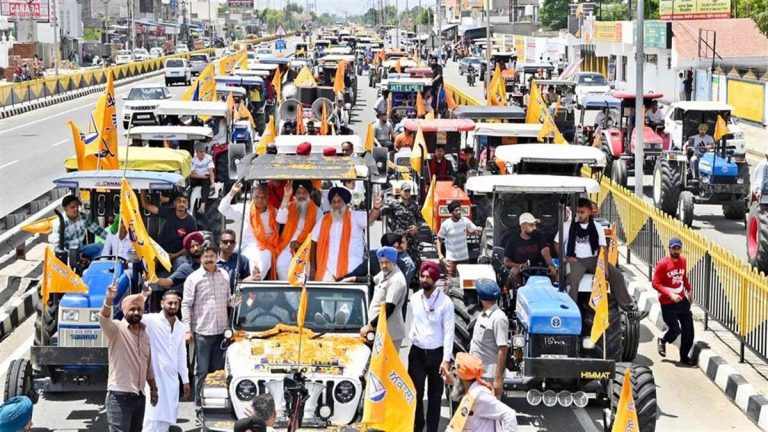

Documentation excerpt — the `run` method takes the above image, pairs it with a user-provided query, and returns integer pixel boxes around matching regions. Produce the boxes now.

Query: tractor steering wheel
[93,255,129,266]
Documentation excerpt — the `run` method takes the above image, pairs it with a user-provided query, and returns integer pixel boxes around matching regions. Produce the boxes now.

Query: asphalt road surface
[0,49,760,430]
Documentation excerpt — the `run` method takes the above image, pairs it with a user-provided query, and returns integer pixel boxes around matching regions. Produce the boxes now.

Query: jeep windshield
[577,74,607,86]
[127,87,166,100]
[234,287,367,333]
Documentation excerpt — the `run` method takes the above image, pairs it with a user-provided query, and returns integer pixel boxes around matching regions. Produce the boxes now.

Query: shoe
[657,338,666,357]
[679,358,697,367]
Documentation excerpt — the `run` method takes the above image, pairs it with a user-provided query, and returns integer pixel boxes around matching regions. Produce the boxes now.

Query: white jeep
[200,282,372,431]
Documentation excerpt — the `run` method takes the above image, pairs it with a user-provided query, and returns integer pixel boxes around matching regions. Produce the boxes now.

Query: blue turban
[376,246,398,264]
[0,396,33,432]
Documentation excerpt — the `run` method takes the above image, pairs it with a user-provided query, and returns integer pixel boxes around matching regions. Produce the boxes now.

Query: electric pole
[634,0,644,196]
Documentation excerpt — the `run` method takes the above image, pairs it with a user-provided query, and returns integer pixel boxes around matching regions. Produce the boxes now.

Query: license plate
[136,114,151,119]
[540,354,568,359]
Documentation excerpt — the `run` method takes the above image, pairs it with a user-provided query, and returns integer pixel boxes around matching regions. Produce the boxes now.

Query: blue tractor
[652,107,750,227]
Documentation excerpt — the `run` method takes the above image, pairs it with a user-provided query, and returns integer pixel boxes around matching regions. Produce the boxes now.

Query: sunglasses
[220,239,236,245]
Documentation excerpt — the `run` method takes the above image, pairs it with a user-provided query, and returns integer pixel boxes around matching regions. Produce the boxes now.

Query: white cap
[519,212,540,225]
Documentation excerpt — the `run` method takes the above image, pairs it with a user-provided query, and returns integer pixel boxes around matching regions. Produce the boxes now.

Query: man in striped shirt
[182,245,232,404]
[50,195,108,261]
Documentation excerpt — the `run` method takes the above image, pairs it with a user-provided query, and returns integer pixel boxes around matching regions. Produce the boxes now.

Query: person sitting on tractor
[156,231,205,290]
[374,90,390,117]
[374,112,395,150]
[457,147,478,187]
[645,100,665,130]
[429,144,456,179]
[503,213,557,289]
[686,123,716,180]
[394,127,415,151]
[50,195,109,264]
[140,192,198,271]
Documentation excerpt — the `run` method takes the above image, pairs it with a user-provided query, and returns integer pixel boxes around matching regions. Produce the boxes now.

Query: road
[0,46,760,430]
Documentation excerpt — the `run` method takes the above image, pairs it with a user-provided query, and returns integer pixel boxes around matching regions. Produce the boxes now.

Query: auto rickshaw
[295,42,309,58]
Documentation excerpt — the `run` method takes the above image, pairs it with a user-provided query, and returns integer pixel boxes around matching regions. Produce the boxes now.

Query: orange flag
[226,91,235,117]
[320,101,329,135]
[288,236,312,331]
[395,59,402,74]
[68,119,96,171]
[386,93,392,119]
[296,107,306,135]
[41,245,88,305]
[445,87,458,110]
[364,121,375,152]
[416,92,426,118]
[333,61,347,96]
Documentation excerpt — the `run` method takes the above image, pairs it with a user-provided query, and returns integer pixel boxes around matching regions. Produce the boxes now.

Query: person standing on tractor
[469,279,509,399]
[430,56,444,111]
[189,142,215,214]
[386,181,423,241]
[503,213,557,288]
[140,192,198,271]
[429,144,456,178]
[437,200,481,267]
[374,89,390,117]
[275,181,322,280]
[446,353,518,432]
[555,198,646,319]
[50,195,109,263]
[653,238,696,366]
[686,123,716,179]
[359,246,409,349]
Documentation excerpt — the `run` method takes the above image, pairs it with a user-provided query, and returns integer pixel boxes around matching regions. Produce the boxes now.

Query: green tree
[733,0,768,34]
[540,0,569,29]
[362,7,378,26]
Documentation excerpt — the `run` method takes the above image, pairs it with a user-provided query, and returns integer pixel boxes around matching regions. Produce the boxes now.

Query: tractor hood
[699,153,739,177]
[516,277,582,335]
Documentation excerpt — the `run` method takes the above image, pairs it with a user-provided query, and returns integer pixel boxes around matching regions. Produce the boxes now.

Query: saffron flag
[239,50,248,70]
[714,114,730,141]
[84,69,119,169]
[21,215,58,235]
[590,247,610,343]
[320,101,329,135]
[612,370,640,432]
[272,67,282,101]
[256,115,277,154]
[296,107,306,135]
[361,302,417,431]
[386,93,392,119]
[527,80,566,144]
[421,175,436,232]
[288,236,312,330]
[445,87,458,110]
[333,61,347,96]
[68,119,97,171]
[416,91,426,117]
[410,126,426,173]
[41,245,89,305]
[226,91,236,118]
[294,66,318,87]
[608,225,619,267]
[237,103,257,128]
[364,121,375,153]
[120,179,171,283]
[395,59,402,74]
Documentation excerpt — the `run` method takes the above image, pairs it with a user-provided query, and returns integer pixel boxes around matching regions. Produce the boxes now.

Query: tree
[734,0,768,35]
[540,0,569,29]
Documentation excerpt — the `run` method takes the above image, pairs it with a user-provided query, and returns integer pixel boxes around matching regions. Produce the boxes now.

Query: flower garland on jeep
[246,324,365,367]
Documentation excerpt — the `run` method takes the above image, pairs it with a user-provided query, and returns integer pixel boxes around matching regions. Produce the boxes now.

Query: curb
[0,279,39,343]
[0,70,164,120]
[627,277,768,431]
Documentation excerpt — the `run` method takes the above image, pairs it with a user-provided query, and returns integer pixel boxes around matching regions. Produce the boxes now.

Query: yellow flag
[416,91,426,117]
[226,91,235,116]
[288,236,312,329]
[294,66,318,87]
[68,119,97,171]
[41,245,89,305]
[272,67,282,101]
[714,114,729,141]
[120,179,171,282]
[612,371,640,432]
[296,106,306,135]
[361,302,417,431]
[364,122,375,153]
[238,103,256,128]
[183,63,216,101]
[608,225,619,267]
[84,70,119,169]
[320,101,329,135]
[21,215,58,234]
[487,64,505,106]
[386,93,392,119]
[239,50,248,70]
[421,175,436,232]
[333,61,346,96]
[527,80,567,144]
[256,115,277,154]
[410,126,426,173]
[526,80,544,123]
[590,248,609,343]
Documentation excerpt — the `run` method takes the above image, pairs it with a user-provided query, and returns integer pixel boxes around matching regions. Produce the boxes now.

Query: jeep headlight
[124,105,133,112]
[90,310,101,322]
[62,309,80,322]
[235,379,257,401]
[334,380,356,403]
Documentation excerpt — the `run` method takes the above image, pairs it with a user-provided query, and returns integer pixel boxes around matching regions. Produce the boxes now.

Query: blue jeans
[81,243,103,261]
[194,333,225,402]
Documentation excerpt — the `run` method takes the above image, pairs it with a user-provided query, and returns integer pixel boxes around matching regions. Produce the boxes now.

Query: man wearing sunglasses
[652,237,696,366]
[217,229,251,293]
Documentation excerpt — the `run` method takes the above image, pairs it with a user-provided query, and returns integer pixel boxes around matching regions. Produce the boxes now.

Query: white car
[133,48,150,61]
[664,101,746,154]
[149,47,164,59]
[200,283,371,431]
[176,44,189,54]
[121,84,171,129]
[573,72,611,102]
[254,48,273,60]
[164,58,191,86]
[114,49,133,65]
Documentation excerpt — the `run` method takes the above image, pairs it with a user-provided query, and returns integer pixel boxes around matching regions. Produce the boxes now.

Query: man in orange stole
[311,187,381,281]
[275,180,323,279]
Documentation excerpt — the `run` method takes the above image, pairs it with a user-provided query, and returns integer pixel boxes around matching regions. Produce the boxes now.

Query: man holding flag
[358,246,409,350]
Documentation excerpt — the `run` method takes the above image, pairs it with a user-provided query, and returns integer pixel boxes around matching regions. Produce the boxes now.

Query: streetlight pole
[129,0,136,50]
[52,0,59,75]
[634,0,644,196]
[417,0,421,56]
[485,0,490,84]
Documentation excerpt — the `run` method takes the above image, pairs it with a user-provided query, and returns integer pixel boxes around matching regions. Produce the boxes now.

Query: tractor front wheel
[611,364,658,432]
[611,159,628,189]
[678,191,695,227]
[652,159,681,216]
[621,312,640,362]
[4,359,38,403]
[722,200,746,220]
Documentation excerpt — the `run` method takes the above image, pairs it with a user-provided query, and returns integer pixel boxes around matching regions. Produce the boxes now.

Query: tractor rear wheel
[747,208,768,274]
[581,294,623,362]
[601,136,613,177]
[678,191,695,227]
[652,159,681,216]
[611,364,658,432]
[620,312,640,362]
[611,159,628,189]
[4,359,38,403]
[722,201,746,220]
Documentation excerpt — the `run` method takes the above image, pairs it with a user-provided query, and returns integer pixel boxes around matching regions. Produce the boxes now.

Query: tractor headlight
[334,380,356,403]
[542,390,557,407]
[90,310,101,322]
[557,390,573,407]
[582,337,595,349]
[512,335,526,348]
[235,379,257,401]
[737,177,745,185]
[318,404,332,419]
[573,391,589,408]
[526,389,542,406]
[62,309,80,322]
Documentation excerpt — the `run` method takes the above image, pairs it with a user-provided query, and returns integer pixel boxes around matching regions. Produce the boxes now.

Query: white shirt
[191,153,214,177]
[409,288,455,363]
[311,210,368,281]
[100,232,134,262]
[218,194,275,249]
[369,267,408,341]
[142,313,189,424]
[446,381,518,432]
[276,202,323,243]
[645,108,664,124]
[556,220,607,259]
[438,217,478,262]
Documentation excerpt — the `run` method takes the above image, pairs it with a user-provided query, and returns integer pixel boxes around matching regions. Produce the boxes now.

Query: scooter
[466,66,476,87]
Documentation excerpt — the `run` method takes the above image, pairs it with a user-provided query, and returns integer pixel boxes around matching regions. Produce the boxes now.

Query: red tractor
[598,91,671,187]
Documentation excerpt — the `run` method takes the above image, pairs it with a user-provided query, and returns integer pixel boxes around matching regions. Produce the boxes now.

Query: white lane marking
[52,139,69,147]
[573,406,599,432]
[0,160,19,170]
[0,335,34,375]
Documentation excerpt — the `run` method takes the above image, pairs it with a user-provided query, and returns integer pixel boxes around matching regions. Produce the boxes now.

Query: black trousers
[105,390,145,432]
[661,298,695,361]
[408,345,444,432]
[190,177,211,208]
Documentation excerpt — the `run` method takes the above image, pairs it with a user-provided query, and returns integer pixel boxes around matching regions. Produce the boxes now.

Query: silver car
[189,53,210,75]
[459,56,482,75]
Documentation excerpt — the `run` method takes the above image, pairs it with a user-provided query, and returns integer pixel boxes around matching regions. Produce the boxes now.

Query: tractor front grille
[59,327,107,348]
[529,334,578,358]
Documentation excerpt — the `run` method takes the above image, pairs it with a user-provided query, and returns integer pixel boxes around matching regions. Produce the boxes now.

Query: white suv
[114,50,133,65]
[121,84,171,129]
[150,47,164,59]
[164,58,191,86]
[133,48,150,61]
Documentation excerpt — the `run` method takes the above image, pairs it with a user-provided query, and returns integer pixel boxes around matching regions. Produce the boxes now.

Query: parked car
[573,72,611,102]
[121,84,172,129]
[458,56,483,75]
[149,47,164,59]
[189,53,210,75]
[164,58,191,87]
[115,49,133,65]
[133,48,150,61]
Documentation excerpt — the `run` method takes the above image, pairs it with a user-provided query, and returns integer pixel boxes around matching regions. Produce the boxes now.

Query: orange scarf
[249,203,279,277]
[279,200,317,251]
[314,210,352,281]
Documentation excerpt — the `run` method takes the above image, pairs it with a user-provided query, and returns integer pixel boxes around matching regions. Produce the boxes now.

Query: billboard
[659,0,731,20]
[0,0,50,21]
[593,21,622,43]
[228,0,253,7]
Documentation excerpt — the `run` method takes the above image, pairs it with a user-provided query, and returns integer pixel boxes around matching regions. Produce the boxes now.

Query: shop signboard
[659,0,731,20]
[0,0,49,22]
[593,21,622,43]
[632,21,672,49]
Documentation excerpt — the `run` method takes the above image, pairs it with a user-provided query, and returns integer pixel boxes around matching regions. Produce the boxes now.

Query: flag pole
[113,114,133,285]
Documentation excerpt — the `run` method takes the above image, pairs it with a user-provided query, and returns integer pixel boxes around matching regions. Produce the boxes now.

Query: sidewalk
[741,121,768,161]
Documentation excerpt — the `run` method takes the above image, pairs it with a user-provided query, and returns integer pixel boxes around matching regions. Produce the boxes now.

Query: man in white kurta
[275,180,323,280]
[218,182,276,278]
[141,289,190,432]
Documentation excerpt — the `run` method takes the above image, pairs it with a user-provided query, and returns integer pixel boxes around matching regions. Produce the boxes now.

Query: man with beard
[437,201,481,266]
[139,290,191,431]
[428,144,456,179]
[182,246,232,404]
[156,231,205,290]
[503,213,557,288]
[141,192,198,271]
[219,182,279,279]
[358,247,408,349]
[310,187,381,281]
[275,181,322,280]
[100,286,158,432]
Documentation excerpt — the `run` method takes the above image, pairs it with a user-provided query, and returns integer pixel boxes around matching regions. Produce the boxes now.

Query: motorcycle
[466,66,476,87]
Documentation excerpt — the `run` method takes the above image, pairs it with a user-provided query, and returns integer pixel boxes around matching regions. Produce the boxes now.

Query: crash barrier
[445,82,482,107]
[0,34,282,111]
[594,178,768,363]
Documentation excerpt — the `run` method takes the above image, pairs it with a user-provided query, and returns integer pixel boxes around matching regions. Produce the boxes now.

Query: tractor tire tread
[612,364,658,432]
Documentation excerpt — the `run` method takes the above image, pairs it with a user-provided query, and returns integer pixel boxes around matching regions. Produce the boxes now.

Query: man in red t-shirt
[652,237,696,366]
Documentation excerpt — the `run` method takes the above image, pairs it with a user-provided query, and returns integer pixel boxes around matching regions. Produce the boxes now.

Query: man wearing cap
[686,123,716,179]
[652,238,696,366]
[100,284,158,432]
[219,182,279,279]
[50,194,109,262]
[311,187,381,282]
[275,181,322,280]
[387,181,424,240]
[428,144,456,178]
[0,396,33,432]
[470,279,509,398]
[189,143,215,214]
[446,353,518,432]
[182,245,233,403]
[437,200,482,266]
[359,246,409,349]
[504,212,557,287]
[156,231,205,290]
[140,191,198,271]
[408,261,455,432]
